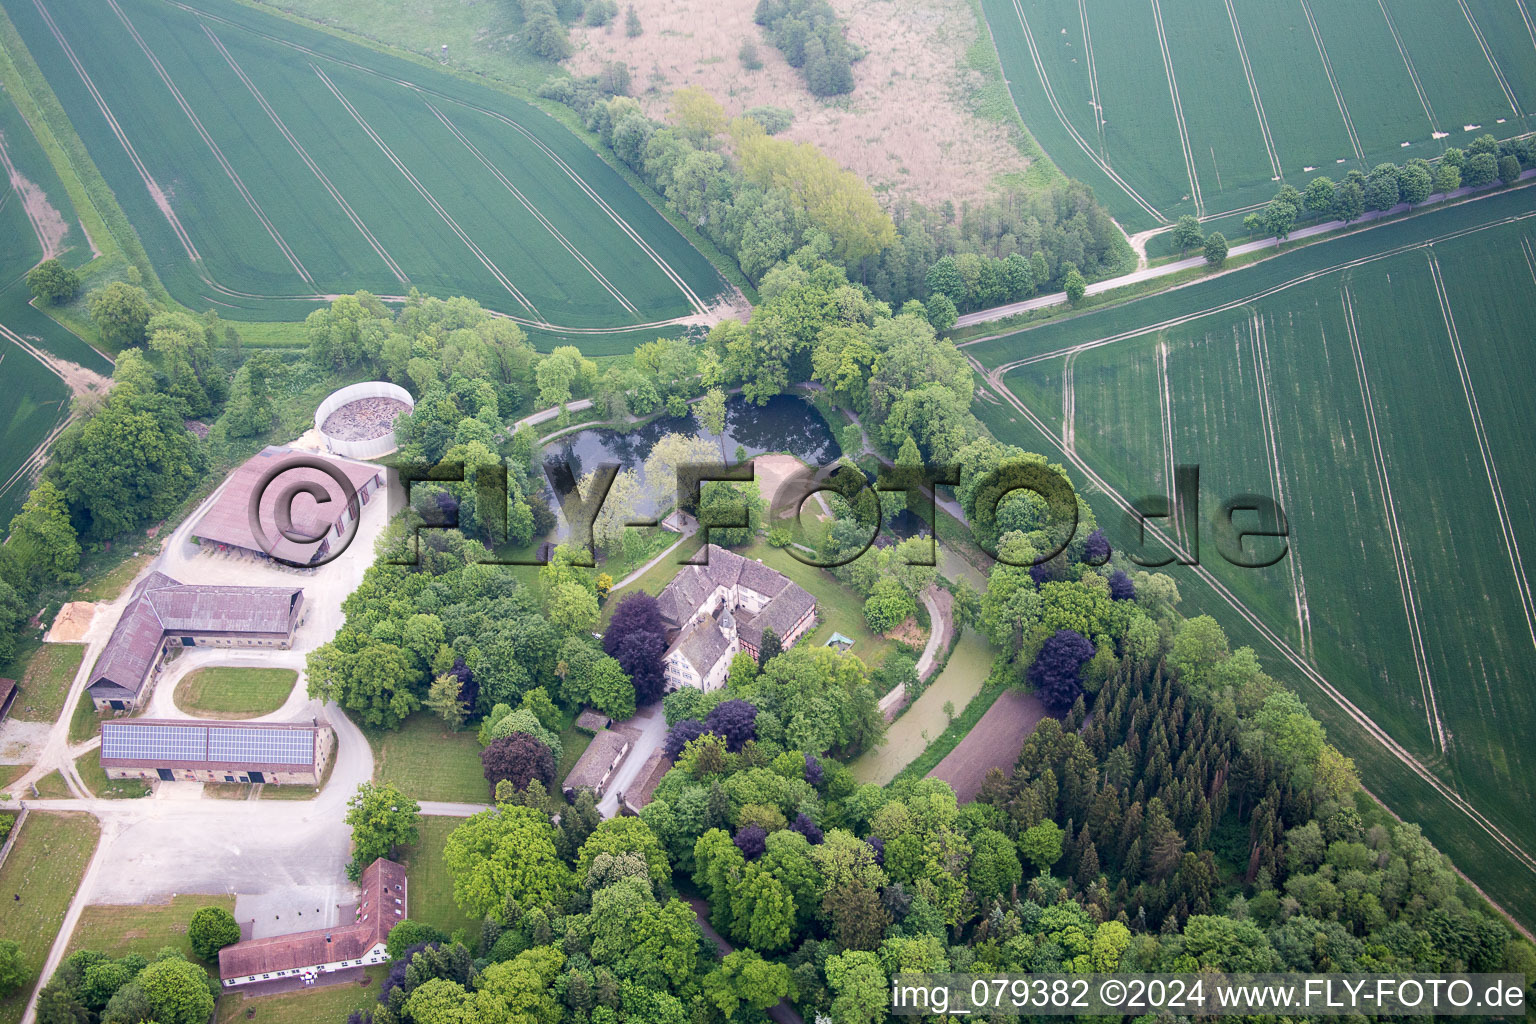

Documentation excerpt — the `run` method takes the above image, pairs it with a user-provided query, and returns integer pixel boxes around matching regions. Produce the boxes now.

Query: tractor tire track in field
[106,0,313,285]
[30,0,202,265]
[0,317,110,503]
[987,208,1536,375]
[0,402,68,504]
[1147,0,1204,216]
[1518,0,1536,60]
[202,25,408,284]
[32,0,715,334]
[466,104,707,314]
[1426,250,1536,652]
[1076,0,1105,154]
[972,352,1536,896]
[1297,0,1364,162]
[1005,0,1167,224]
[1062,351,1077,452]
[310,64,539,316]
[1249,312,1313,661]
[423,100,639,316]
[1222,0,1281,180]
[1456,0,1523,116]
[165,0,710,316]
[1157,339,1179,541]
[1340,285,1445,752]
[1522,234,1536,284]
[1375,0,1439,132]
[0,129,61,260]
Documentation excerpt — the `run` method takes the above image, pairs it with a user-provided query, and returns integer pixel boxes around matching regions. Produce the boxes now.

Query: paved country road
[953,172,1536,331]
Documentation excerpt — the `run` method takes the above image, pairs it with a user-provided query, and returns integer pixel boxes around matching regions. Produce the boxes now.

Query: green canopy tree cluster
[36,947,216,1024]
[540,80,1127,305]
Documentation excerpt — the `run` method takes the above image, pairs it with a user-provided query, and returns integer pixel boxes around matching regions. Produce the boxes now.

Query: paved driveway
[597,702,666,818]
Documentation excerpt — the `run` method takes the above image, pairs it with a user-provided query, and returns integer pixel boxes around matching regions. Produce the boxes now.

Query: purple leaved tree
[1028,629,1095,715]
[604,593,668,705]
[704,699,758,751]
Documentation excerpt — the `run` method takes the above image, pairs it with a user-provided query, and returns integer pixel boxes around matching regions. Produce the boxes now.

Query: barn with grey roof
[87,572,305,710]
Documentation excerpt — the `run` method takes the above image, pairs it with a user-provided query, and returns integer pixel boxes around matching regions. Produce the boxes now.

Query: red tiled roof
[219,858,406,980]
[191,446,380,563]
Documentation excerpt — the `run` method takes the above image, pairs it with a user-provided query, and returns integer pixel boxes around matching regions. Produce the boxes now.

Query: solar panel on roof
[102,722,206,761]
[100,721,313,766]
[208,726,313,765]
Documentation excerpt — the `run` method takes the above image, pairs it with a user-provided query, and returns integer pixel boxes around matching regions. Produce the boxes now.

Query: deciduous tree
[187,907,240,961]
[26,259,79,305]
[1171,215,1203,255]
[1063,265,1087,305]
[136,955,214,1024]
[604,593,668,704]
[482,732,556,795]
[443,806,569,920]
[89,282,152,347]
[1028,629,1094,714]
[345,781,421,880]
[0,940,25,996]
[1203,232,1228,267]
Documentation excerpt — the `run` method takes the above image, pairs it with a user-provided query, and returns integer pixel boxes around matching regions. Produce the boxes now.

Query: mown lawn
[215,967,384,1024]
[68,693,107,744]
[601,536,704,626]
[66,894,234,964]
[556,724,593,785]
[8,643,84,724]
[31,771,71,799]
[400,816,481,949]
[73,749,150,800]
[371,715,487,804]
[173,667,298,719]
[0,813,101,1024]
[741,541,893,668]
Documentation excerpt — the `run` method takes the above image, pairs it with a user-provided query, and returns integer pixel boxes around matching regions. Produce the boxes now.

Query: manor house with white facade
[657,544,816,692]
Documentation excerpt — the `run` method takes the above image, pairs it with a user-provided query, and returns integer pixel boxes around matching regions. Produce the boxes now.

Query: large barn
[190,446,383,565]
[219,857,406,987]
[86,572,305,710]
[99,718,333,786]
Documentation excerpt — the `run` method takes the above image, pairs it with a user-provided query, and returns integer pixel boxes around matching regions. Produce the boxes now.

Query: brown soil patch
[751,452,810,511]
[886,614,928,648]
[567,0,1026,206]
[927,688,1047,802]
[46,602,99,644]
[4,324,113,405]
[0,130,70,261]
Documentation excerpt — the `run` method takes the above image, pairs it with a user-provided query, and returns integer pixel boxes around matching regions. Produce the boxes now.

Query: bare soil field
[927,687,1046,801]
[567,0,1028,206]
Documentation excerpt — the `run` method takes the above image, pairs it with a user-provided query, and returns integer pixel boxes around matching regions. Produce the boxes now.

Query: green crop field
[0,67,112,520]
[968,186,1536,928]
[980,0,1536,230]
[1,0,727,346]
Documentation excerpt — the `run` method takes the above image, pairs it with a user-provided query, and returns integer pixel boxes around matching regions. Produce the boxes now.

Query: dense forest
[540,82,1131,308]
[299,542,1536,1024]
